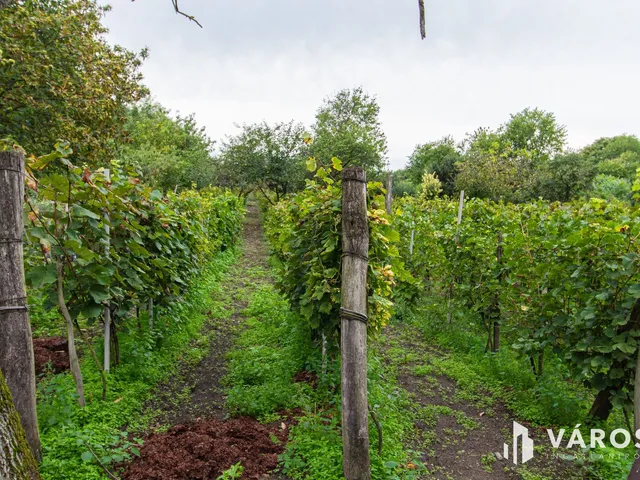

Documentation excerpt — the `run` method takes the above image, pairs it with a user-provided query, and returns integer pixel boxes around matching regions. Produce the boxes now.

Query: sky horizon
[104,0,640,170]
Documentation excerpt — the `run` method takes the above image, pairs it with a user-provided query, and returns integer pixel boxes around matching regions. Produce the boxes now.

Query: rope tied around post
[341,251,369,262]
[340,307,368,325]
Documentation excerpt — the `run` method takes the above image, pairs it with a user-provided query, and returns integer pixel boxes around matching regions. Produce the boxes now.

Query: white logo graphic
[504,421,534,464]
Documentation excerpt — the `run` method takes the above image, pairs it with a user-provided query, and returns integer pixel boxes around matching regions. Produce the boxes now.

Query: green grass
[402,299,634,480]
[36,249,238,480]
[223,275,424,479]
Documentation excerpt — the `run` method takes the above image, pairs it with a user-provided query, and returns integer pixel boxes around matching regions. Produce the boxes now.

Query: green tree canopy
[406,136,461,196]
[0,0,148,164]
[217,121,309,200]
[311,87,387,174]
[118,101,215,191]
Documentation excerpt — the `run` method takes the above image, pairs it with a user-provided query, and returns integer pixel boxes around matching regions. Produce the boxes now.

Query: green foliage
[224,285,319,417]
[395,195,640,415]
[23,145,243,340]
[0,0,148,163]
[119,101,216,191]
[407,137,460,195]
[37,252,237,479]
[280,353,422,480]
[263,159,406,345]
[500,107,567,165]
[537,152,595,202]
[216,462,244,480]
[591,174,632,201]
[311,87,388,174]
[419,172,442,200]
[218,121,309,199]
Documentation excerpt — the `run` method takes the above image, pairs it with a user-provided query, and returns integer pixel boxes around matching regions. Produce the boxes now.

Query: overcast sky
[104,0,640,170]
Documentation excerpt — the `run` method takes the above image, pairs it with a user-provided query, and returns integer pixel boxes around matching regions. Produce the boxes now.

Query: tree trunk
[56,263,85,407]
[340,167,371,480]
[0,150,41,461]
[588,389,613,422]
[0,369,40,479]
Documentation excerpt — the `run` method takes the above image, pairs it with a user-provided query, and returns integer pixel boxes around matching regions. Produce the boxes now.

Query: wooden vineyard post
[447,190,464,324]
[148,297,154,331]
[385,173,393,215]
[103,169,111,372]
[492,232,503,353]
[0,150,42,461]
[341,167,371,480]
[409,222,415,256]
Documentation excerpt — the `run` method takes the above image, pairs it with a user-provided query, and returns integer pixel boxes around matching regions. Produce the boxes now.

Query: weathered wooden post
[0,150,42,461]
[385,173,393,215]
[341,167,371,480]
[447,190,465,324]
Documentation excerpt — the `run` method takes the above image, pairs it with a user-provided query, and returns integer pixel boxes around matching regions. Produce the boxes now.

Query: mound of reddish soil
[33,337,69,375]
[123,417,291,480]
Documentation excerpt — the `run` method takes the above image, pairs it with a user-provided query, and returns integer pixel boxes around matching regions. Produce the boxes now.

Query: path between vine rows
[123,201,292,480]
[121,202,588,480]
[380,325,589,480]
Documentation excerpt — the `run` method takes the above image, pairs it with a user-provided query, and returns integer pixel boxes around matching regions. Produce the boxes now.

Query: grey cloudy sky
[104,0,640,169]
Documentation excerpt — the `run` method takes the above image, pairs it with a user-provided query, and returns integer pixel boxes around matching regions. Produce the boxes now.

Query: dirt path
[380,324,588,480]
[145,200,269,425]
[123,200,288,480]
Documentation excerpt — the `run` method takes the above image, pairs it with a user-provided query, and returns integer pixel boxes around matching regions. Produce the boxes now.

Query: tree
[218,121,309,201]
[537,152,595,202]
[591,174,632,202]
[457,108,567,202]
[119,101,215,191]
[419,172,442,200]
[311,87,388,174]
[582,135,640,183]
[500,108,567,166]
[0,370,40,480]
[455,152,536,203]
[0,0,148,163]
[407,137,461,195]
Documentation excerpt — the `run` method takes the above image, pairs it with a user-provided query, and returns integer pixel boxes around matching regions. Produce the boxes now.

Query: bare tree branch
[171,0,203,28]
[418,0,426,39]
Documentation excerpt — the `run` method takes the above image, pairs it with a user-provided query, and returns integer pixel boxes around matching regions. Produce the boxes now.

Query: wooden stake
[448,190,465,324]
[0,150,42,461]
[457,190,465,227]
[493,232,503,352]
[103,169,111,372]
[409,226,415,256]
[385,173,393,215]
[148,297,154,331]
[341,167,371,480]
